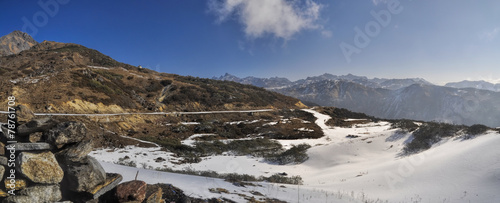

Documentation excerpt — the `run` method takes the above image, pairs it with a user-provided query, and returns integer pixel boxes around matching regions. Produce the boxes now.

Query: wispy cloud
[208,0,323,40]
[321,30,333,38]
[372,0,388,6]
[479,27,500,41]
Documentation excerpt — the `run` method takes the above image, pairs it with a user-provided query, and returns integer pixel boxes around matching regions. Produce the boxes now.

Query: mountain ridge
[214,72,433,90]
[215,73,500,127]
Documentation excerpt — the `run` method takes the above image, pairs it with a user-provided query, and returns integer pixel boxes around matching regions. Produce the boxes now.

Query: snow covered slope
[92,109,500,203]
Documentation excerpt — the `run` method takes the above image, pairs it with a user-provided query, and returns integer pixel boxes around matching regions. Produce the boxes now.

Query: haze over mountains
[445,80,500,92]
[215,73,500,127]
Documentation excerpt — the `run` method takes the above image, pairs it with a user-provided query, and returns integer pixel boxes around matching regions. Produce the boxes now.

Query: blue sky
[1,0,499,84]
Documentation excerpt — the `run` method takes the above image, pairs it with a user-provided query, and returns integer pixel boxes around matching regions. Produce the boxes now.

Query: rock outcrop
[45,121,87,148]
[115,180,147,202]
[0,31,38,56]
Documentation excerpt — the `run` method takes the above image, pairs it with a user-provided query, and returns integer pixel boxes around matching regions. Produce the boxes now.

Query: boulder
[61,156,106,193]
[90,173,123,200]
[56,139,93,162]
[17,151,64,184]
[3,185,62,203]
[45,121,87,148]
[17,117,58,137]
[146,187,163,203]
[115,180,147,202]
[15,105,34,123]
[12,142,52,151]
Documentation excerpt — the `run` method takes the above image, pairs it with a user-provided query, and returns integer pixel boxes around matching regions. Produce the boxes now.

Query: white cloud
[208,0,323,40]
[479,27,500,41]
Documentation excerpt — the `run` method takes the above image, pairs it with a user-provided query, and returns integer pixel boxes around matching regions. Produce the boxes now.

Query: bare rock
[90,173,123,200]
[45,121,87,148]
[56,140,93,162]
[0,156,7,166]
[0,166,4,179]
[62,173,123,203]
[14,105,35,123]
[0,142,4,155]
[17,151,64,184]
[0,31,38,56]
[146,187,163,203]
[60,156,106,193]
[116,180,147,202]
[3,185,62,203]
[12,142,52,151]
[29,132,43,143]
[17,117,58,137]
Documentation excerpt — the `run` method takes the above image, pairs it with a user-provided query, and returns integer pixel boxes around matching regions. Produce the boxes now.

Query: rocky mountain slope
[0,31,307,149]
[0,38,304,113]
[0,31,38,56]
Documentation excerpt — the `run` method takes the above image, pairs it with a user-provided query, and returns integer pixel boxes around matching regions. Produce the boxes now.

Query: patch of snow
[180,122,200,125]
[99,161,356,203]
[181,134,217,147]
[88,65,110,70]
[296,128,314,132]
[344,118,369,122]
[120,135,160,147]
[224,120,260,125]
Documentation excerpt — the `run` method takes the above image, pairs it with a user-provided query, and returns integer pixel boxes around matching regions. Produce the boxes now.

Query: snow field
[91,109,500,202]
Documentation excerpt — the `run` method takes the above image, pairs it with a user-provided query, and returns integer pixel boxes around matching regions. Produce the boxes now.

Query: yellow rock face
[18,152,64,184]
[295,101,308,108]
[4,179,28,191]
[64,99,125,113]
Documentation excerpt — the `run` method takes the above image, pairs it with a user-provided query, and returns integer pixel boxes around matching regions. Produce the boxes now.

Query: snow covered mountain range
[215,73,500,127]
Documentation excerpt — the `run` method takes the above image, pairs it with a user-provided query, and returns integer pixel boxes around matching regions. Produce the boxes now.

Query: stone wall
[0,115,168,203]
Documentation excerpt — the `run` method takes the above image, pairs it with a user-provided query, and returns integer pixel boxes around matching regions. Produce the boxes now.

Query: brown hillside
[0,38,310,148]
[0,40,304,113]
